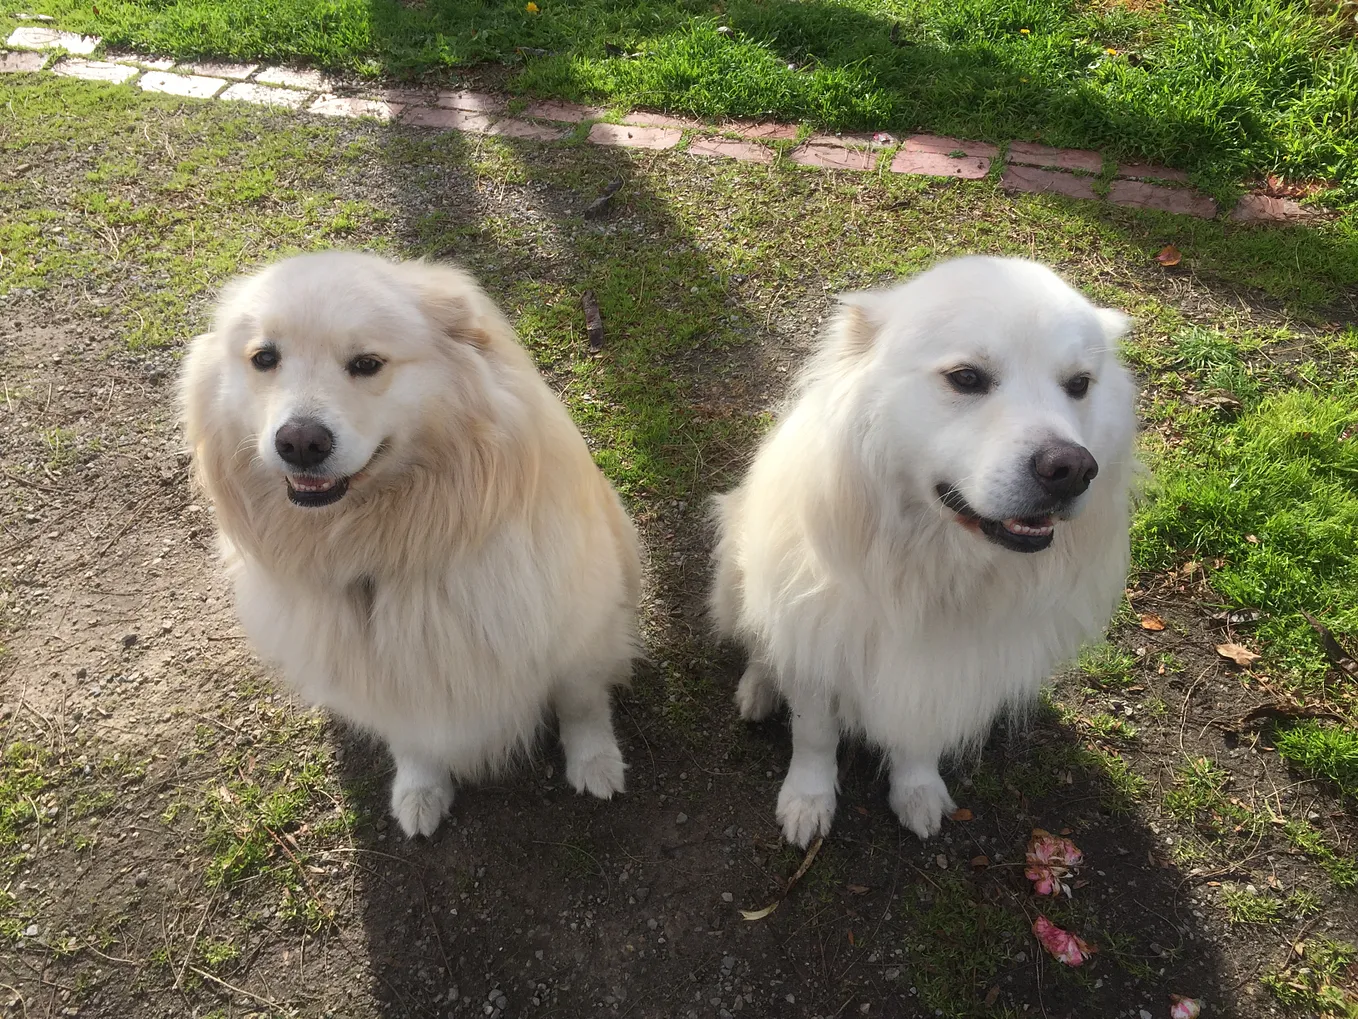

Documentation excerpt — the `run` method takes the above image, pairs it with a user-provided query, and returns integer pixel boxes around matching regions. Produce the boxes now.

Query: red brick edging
[2,29,1321,224]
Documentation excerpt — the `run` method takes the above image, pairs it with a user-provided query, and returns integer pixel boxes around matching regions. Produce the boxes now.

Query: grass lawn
[1,74,1357,1017]
[10,0,1358,208]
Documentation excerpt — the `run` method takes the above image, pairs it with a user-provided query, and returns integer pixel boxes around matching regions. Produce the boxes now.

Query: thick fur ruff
[181,251,641,836]
[710,255,1138,846]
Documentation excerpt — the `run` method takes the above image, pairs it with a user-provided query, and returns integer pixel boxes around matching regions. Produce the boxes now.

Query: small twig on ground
[582,290,605,353]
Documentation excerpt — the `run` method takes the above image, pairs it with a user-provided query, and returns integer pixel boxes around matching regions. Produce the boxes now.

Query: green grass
[1275,720,1358,797]
[1134,331,1358,693]
[12,0,1358,207]
[1263,939,1358,1018]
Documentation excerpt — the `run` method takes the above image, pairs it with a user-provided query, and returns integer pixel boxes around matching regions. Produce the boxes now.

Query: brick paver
[183,61,257,80]
[487,119,569,142]
[7,27,99,54]
[1108,180,1216,219]
[255,66,329,91]
[221,82,311,108]
[403,107,496,133]
[789,143,876,171]
[1007,141,1102,174]
[435,90,502,113]
[1115,161,1190,184]
[521,100,602,123]
[687,137,774,164]
[587,123,682,150]
[891,148,990,180]
[310,95,404,121]
[16,43,1317,224]
[1000,165,1098,200]
[53,58,138,83]
[0,50,47,73]
[139,70,225,99]
[1229,194,1316,223]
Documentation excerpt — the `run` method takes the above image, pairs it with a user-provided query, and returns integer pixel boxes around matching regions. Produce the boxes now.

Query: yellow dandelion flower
[1106,46,1118,55]
[526,2,539,11]
[1020,27,1030,33]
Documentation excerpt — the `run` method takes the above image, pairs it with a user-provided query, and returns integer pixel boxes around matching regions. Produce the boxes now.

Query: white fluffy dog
[182,251,641,838]
[710,256,1137,846]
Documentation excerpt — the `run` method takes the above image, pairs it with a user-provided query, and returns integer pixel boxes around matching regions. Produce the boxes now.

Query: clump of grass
[1262,939,1358,1018]
[1275,721,1358,798]
[1078,643,1138,689]
[1134,384,1358,690]
[1222,885,1283,924]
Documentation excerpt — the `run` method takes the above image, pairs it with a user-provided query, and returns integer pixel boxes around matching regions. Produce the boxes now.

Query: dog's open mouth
[936,484,1056,554]
[286,474,350,508]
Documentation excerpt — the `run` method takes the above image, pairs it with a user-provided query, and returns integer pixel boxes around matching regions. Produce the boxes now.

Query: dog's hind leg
[555,679,627,800]
[390,752,455,838]
[776,688,840,847]
[887,752,956,840]
[735,658,780,722]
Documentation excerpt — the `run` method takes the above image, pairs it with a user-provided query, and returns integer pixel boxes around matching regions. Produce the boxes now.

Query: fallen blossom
[1032,915,1095,966]
[1025,828,1084,897]
[1170,995,1203,1019]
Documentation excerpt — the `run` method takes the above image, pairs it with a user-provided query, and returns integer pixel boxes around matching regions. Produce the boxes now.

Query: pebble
[121,633,138,647]
[721,892,733,903]
[935,855,947,869]
[676,813,688,825]
[133,871,149,888]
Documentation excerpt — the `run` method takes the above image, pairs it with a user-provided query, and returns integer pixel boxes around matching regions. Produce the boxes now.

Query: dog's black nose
[1032,442,1099,499]
[275,419,334,469]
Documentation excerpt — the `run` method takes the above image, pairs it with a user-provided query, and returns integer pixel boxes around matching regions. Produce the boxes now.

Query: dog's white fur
[182,251,641,838]
[710,256,1137,846]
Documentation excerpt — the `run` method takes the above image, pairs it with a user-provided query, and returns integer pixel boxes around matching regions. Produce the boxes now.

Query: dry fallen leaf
[970,855,990,870]
[846,884,870,895]
[1155,244,1182,266]
[1139,613,1167,631]
[1216,642,1261,666]
[984,986,1001,1007]
[740,902,779,921]
[742,836,824,921]
[949,807,974,821]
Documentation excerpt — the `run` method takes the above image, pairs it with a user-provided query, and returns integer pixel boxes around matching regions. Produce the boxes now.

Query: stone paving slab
[587,123,682,150]
[435,90,503,113]
[220,82,311,108]
[110,52,174,70]
[52,58,138,83]
[904,134,999,159]
[1115,161,1191,184]
[0,50,48,73]
[140,70,225,99]
[7,27,99,55]
[1229,194,1316,223]
[403,106,496,132]
[728,121,798,141]
[521,99,603,123]
[487,118,569,142]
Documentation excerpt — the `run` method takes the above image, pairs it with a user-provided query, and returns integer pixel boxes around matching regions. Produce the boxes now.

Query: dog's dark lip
[286,474,350,508]
[935,483,1057,554]
[282,441,390,509]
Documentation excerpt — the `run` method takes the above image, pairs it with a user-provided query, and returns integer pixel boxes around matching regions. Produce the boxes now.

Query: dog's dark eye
[946,367,990,394]
[250,347,279,371]
[1065,374,1091,398]
[347,355,384,377]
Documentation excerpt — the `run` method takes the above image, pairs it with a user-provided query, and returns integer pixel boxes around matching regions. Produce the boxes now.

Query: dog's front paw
[567,744,626,800]
[776,777,836,847]
[735,663,779,722]
[390,765,454,838]
[889,771,956,840]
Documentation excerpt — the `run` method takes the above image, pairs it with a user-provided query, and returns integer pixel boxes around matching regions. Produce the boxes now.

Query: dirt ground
[2,80,1356,1019]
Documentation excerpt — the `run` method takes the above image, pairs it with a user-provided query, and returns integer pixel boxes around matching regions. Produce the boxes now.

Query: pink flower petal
[1170,995,1203,1019]
[1032,915,1096,966]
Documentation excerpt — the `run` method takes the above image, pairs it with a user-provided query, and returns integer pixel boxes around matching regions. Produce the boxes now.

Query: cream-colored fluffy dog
[182,251,641,838]
[711,256,1137,847]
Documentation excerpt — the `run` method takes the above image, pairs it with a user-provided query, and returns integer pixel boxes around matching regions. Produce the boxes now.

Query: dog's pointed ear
[1096,307,1131,341]
[835,290,892,358]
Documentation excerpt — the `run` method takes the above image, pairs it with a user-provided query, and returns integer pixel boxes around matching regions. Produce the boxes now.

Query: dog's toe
[776,784,836,848]
[889,775,956,840]
[390,770,454,838]
[568,747,626,800]
[735,663,779,722]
